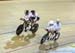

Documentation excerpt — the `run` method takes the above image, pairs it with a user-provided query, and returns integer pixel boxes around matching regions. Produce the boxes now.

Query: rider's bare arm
[20,18,25,21]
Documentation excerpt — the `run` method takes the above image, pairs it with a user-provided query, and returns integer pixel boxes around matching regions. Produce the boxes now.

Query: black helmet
[31,10,35,12]
[31,10,35,15]
[25,10,29,15]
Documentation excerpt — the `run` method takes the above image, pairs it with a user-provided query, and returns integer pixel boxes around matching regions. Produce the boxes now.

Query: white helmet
[49,20,54,24]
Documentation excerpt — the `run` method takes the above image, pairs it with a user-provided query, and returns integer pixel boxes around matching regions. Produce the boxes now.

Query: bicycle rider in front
[45,19,61,41]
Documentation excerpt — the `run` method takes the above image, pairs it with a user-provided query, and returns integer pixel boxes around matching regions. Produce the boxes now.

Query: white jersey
[29,12,38,17]
[46,21,61,31]
[54,22,61,31]
[23,15,30,21]
[46,21,56,31]
[29,12,39,21]
[22,12,39,22]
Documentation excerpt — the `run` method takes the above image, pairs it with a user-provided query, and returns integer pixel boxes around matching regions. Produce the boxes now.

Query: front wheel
[16,24,24,36]
[40,33,49,44]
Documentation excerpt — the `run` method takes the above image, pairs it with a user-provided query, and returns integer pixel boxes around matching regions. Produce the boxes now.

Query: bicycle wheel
[16,24,24,36]
[40,33,49,44]
[30,23,39,33]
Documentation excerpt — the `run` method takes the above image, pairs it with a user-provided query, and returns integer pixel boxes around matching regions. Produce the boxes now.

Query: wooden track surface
[0,1,75,53]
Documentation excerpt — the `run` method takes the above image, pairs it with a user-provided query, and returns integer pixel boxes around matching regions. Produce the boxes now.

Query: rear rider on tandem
[29,10,40,34]
[16,10,40,36]
[40,19,61,44]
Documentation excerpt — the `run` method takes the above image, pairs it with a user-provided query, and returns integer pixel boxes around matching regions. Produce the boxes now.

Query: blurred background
[0,0,75,53]
[0,0,75,34]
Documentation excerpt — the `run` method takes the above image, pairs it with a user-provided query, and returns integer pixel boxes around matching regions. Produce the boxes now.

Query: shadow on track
[4,34,36,49]
[39,41,59,51]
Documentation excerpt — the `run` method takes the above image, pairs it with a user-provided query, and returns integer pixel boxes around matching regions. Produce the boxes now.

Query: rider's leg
[24,20,30,32]
[25,24,29,32]
[53,30,60,41]
[29,20,34,31]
